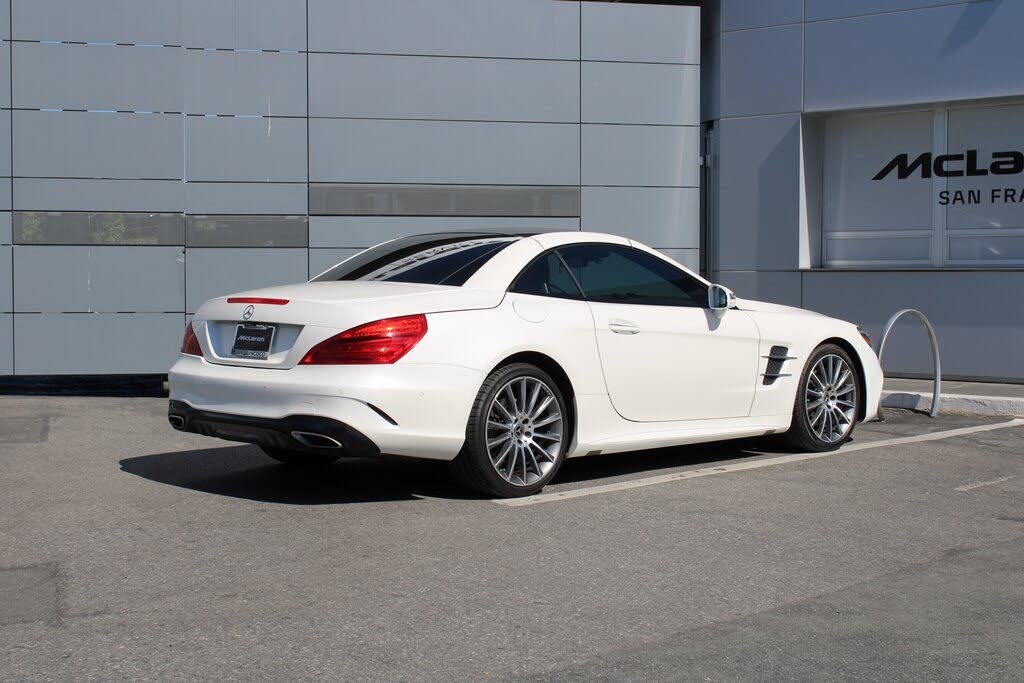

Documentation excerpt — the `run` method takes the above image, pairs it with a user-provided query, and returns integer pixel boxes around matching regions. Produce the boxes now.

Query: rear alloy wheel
[784,344,861,452]
[451,363,568,497]
[260,446,340,467]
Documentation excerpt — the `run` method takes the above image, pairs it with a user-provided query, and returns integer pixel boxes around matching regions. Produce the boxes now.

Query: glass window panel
[510,252,584,299]
[13,212,183,245]
[313,233,522,287]
[185,215,308,248]
[309,184,581,218]
[823,110,933,232]
[947,103,1024,231]
[825,237,932,263]
[558,244,706,307]
[948,235,1024,262]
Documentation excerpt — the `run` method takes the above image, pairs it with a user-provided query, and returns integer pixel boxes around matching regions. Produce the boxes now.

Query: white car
[169,231,882,497]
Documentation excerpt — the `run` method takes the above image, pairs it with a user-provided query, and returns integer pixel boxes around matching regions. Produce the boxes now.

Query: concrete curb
[881,390,1024,417]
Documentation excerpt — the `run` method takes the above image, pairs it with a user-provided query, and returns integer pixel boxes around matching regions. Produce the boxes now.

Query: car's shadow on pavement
[120,437,783,505]
[120,446,473,505]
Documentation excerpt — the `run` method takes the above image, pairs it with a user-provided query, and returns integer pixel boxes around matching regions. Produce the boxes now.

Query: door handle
[608,320,640,335]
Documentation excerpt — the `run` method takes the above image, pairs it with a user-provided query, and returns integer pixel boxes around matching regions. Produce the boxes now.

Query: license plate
[231,323,276,358]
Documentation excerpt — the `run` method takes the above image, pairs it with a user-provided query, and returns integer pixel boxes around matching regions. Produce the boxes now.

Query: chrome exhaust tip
[168,414,186,430]
[290,431,343,449]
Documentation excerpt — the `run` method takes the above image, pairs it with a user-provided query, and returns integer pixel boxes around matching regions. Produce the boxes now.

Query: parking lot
[1,396,1023,681]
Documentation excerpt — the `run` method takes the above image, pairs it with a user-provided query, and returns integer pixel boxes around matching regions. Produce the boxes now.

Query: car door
[557,244,760,422]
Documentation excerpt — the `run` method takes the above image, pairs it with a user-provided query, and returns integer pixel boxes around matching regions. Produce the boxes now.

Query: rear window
[312,234,522,286]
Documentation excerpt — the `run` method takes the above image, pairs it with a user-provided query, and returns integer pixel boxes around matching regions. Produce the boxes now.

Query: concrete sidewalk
[882,378,1024,417]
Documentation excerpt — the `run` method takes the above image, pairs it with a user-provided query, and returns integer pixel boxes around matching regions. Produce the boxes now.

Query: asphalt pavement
[1,397,1022,681]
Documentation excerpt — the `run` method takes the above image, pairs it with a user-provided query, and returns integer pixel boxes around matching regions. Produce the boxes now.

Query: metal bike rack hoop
[877,309,941,418]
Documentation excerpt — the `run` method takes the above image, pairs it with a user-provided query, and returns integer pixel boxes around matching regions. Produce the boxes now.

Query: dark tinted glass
[312,234,520,286]
[557,244,706,307]
[510,252,584,299]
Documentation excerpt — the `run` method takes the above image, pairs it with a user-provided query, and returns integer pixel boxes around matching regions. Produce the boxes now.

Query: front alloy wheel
[785,344,861,452]
[451,363,569,497]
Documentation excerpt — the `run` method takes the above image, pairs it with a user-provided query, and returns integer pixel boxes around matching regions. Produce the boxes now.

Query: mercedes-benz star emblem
[242,305,254,320]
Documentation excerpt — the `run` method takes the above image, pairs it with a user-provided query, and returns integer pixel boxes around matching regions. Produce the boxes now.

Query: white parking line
[495,419,1024,507]
[955,475,1015,492]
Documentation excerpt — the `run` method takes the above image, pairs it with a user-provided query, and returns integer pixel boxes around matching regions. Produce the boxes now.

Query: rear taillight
[181,322,203,356]
[300,314,427,365]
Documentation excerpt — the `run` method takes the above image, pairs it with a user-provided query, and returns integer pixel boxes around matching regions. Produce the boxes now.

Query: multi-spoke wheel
[450,363,569,497]
[784,344,861,452]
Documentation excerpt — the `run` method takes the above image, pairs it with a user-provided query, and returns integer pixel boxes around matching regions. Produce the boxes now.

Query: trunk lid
[193,281,502,369]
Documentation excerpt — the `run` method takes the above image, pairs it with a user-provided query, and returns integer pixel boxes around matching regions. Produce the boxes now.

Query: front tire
[450,363,569,498]
[784,344,861,452]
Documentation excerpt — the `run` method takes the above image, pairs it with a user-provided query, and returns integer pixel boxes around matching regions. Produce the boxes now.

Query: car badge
[243,305,254,320]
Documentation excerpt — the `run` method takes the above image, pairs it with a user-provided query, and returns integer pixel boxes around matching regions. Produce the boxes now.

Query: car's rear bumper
[167,354,484,460]
[168,399,380,457]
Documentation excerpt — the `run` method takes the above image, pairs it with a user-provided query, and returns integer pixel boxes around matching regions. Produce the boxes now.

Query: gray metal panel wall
[5,0,701,375]
[705,0,1024,380]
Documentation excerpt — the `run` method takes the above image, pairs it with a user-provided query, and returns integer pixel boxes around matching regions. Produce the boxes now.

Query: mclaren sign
[874,149,1024,206]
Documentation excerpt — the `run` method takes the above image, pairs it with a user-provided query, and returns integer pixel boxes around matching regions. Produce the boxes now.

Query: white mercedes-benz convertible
[169,231,882,497]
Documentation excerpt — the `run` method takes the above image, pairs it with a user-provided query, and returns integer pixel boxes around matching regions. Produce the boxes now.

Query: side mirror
[708,284,736,312]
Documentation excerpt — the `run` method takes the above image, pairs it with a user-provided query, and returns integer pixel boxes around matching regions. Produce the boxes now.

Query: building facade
[0,0,700,375]
[703,0,1024,381]
[4,0,1021,383]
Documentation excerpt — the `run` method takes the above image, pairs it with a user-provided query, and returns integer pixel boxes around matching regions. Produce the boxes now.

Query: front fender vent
[762,346,796,385]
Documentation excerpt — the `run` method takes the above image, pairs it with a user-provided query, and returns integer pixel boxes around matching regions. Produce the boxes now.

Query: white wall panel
[309,248,362,278]
[1,0,9,37]
[12,0,181,44]
[185,49,306,117]
[715,270,803,308]
[308,0,579,60]
[720,0,803,32]
[309,120,579,185]
[186,248,308,312]
[0,111,10,177]
[715,114,801,271]
[185,183,306,215]
[582,2,699,64]
[0,246,10,311]
[14,246,184,312]
[721,24,803,118]
[802,270,1024,380]
[582,62,699,126]
[807,0,990,22]
[14,313,185,374]
[582,187,699,248]
[0,212,10,244]
[805,1,1024,112]
[582,125,700,188]
[13,179,184,213]
[0,314,11,375]
[309,216,580,248]
[0,39,9,109]
[14,42,183,113]
[14,111,182,180]
[185,116,306,182]
[310,54,579,123]
[182,0,306,51]
[656,248,700,273]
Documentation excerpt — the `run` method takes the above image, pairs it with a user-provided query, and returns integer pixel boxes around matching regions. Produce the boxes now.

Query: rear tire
[450,363,569,498]
[260,446,340,467]
[783,343,861,452]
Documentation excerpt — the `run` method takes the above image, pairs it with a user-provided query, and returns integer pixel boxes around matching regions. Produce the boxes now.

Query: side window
[509,252,584,299]
[557,244,707,307]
